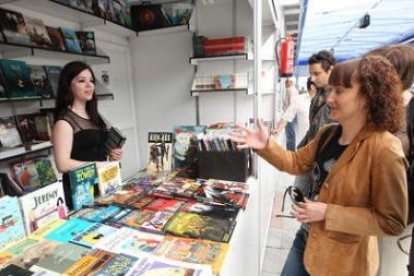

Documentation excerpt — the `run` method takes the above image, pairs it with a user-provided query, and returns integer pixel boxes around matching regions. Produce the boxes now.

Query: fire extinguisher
[278,36,295,77]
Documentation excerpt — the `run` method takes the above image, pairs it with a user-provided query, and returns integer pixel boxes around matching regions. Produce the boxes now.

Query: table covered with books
[0,167,257,276]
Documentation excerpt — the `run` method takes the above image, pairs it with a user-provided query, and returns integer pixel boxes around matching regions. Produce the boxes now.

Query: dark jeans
[281,227,310,276]
[285,116,297,151]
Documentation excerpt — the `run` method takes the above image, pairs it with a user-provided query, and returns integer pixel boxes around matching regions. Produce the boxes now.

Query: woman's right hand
[229,119,270,150]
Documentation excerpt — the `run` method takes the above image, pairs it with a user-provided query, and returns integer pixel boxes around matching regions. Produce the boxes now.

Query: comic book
[28,65,54,99]
[0,8,32,45]
[173,125,205,169]
[164,211,236,243]
[97,162,122,196]
[154,235,229,274]
[23,15,52,48]
[46,26,66,51]
[94,254,138,276]
[147,132,173,173]
[46,218,95,243]
[19,181,67,234]
[70,205,123,223]
[0,116,22,148]
[60,27,82,53]
[152,177,202,199]
[120,209,156,229]
[63,249,116,276]
[139,211,175,234]
[11,158,41,190]
[70,223,118,249]
[76,31,96,55]
[126,195,155,209]
[180,199,239,219]
[0,202,26,258]
[69,163,98,211]
[0,59,36,98]
[43,66,61,97]
[145,197,185,213]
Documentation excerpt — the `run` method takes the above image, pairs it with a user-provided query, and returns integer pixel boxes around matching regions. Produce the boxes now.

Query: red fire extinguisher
[278,36,295,77]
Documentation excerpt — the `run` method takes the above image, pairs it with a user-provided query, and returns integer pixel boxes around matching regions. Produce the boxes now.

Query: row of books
[56,0,133,28]
[0,7,97,55]
[192,35,250,57]
[191,73,249,91]
[0,59,61,99]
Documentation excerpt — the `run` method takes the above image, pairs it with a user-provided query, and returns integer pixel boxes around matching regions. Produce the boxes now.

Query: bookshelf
[189,53,251,65]
[191,88,249,96]
[0,141,53,162]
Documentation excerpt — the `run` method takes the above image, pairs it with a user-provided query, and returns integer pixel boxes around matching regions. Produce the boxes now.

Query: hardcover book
[0,59,36,98]
[0,8,32,45]
[0,196,26,251]
[69,163,98,211]
[23,15,52,48]
[46,26,66,51]
[147,132,173,173]
[19,181,66,234]
[76,31,96,55]
[164,211,236,243]
[43,66,61,97]
[154,235,229,274]
[28,65,54,99]
[97,162,122,196]
[60,27,82,53]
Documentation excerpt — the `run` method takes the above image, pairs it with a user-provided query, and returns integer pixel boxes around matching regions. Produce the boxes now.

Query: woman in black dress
[52,61,123,209]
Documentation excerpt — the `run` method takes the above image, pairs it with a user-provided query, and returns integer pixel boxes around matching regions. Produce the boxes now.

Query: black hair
[54,61,105,129]
[308,50,336,72]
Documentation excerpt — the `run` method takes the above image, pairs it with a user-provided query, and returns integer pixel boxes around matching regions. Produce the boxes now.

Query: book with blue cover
[70,223,118,249]
[46,218,94,243]
[69,163,98,211]
[60,27,82,53]
[0,59,36,98]
[0,196,26,250]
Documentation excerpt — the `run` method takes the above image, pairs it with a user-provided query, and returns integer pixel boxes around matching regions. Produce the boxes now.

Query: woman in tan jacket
[231,55,408,276]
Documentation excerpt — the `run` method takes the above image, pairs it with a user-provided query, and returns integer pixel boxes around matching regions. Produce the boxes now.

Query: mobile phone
[288,186,305,204]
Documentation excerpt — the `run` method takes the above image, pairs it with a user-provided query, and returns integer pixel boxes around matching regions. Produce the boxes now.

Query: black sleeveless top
[56,109,107,209]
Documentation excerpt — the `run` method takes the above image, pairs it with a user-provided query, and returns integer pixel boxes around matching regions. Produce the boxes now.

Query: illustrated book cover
[96,161,122,196]
[23,15,52,48]
[46,218,95,243]
[28,65,54,99]
[46,26,66,51]
[0,59,36,98]
[76,31,96,55]
[173,125,205,169]
[0,116,22,148]
[0,8,32,45]
[69,163,98,211]
[19,181,67,234]
[70,223,118,249]
[147,132,173,173]
[43,65,61,97]
[60,27,82,53]
[0,196,26,251]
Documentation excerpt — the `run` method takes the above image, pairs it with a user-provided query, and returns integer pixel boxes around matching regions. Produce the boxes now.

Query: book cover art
[34,242,90,274]
[70,223,118,249]
[34,158,58,186]
[103,208,134,228]
[4,238,38,256]
[0,59,36,98]
[152,177,202,199]
[60,27,82,53]
[95,254,138,276]
[0,8,32,45]
[8,239,61,270]
[63,249,116,276]
[69,163,98,211]
[97,0,115,21]
[154,235,229,274]
[112,0,130,26]
[173,125,205,169]
[46,26,66,51]
[76,31,96,55]
[126,195,155,209]
[16,113,40,143]
[28,65,54,99]
[165,211,236,243]
[11,159,41,189]
[145,197,185,213]
[97,162,122,196]
[0,116,22,148]
[43,66,61,97]
[72,205,123,223]
[120,209,156,229]
[125,256,211,276]
[139,211,175,234]
[147,132,173,173]
[180,200,239,219]
[46,218,95,243]
[0,264,34,276]
[27,219,65,241]
[194,185,249,209]
[23,15,52,48]
[0,196,30,250]
[131,4,171,31]
[19,181,66,234]
[205,179,250,194]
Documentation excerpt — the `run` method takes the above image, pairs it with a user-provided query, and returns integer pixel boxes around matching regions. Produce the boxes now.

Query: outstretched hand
[229,119,270,150]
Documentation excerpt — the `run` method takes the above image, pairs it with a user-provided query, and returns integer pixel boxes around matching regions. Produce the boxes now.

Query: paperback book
[70,223,118,249]
[46,218,95,243]
[147,132,173,173]
[69,163,98,211]
[63,248,116,276]
[0,196,26,251]
[19,181,67,234]
[94,253,138,276]
[97,162,122,196]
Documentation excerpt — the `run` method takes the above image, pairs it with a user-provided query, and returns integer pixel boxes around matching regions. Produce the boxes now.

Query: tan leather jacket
[258,126,408,276]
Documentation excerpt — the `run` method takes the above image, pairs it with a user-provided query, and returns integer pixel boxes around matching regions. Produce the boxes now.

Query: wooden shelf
[191,88,249,96]
[189,53,250,65]
[0,41,110,64]
[0,141,53,162]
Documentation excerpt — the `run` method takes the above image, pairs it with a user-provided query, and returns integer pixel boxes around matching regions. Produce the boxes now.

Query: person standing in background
[52,61,123,210]
[273,77,317,148]
[282,79,299,150]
